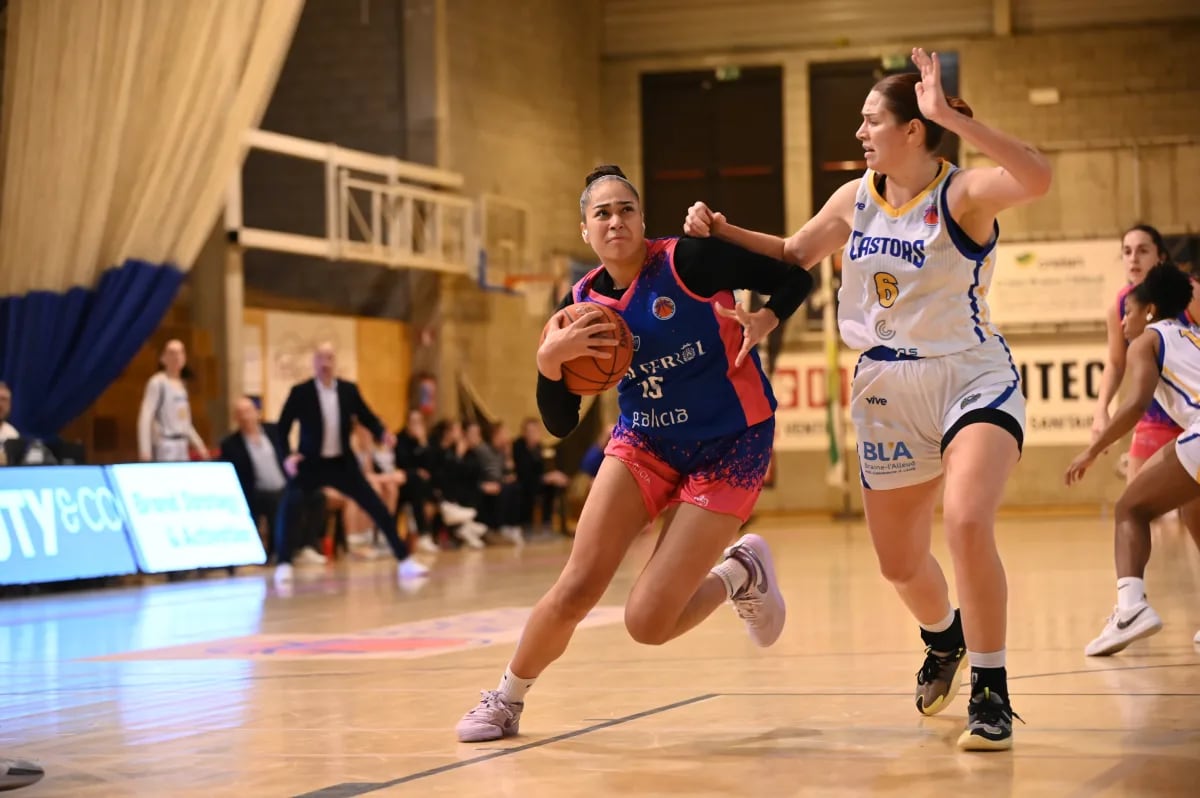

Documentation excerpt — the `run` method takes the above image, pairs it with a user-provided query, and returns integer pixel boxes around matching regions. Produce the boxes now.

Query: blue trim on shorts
[1179,432,1199,445]
[985,335,1022,409]
[863,345,922,361]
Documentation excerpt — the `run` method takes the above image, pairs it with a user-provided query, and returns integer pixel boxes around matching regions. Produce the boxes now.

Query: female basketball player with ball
[1066,263,1200,652]
[455,164,814,743]
[1093,224,1200,541]
[683,48,1051,750]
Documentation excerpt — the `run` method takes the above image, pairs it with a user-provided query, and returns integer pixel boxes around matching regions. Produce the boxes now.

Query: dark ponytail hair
[579,164,640,219]
[1132,262,1192,320]
[871,72,972,153]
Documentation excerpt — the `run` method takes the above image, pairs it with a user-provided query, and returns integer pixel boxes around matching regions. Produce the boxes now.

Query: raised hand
[717,301,778,368]
[911,47,950,123]
[683,201,725,238]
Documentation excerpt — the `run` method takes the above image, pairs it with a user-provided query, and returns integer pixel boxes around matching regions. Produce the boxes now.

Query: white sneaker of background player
[500,526,525,547]
[398,557,429,580]
[347,530,373,546]
[455,521,486,549]
[1085,602,1163,656]
[416,536,440,554]
[441,502,477,526]
[295,547,327,566]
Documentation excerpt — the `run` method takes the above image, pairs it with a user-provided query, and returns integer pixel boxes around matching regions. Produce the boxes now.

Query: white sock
[1116,577,1146,612]
[919,607,956,634]
[497,666,535,703]
[711,557,750,598]
[968,649,1006,669]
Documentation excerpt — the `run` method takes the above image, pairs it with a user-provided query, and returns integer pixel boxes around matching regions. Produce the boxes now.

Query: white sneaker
[347,531,373,547]
[440,502,478,526]
[416,536,440,554]
[500,525,525,547]
[1193,628,1199,645]
[398,557,430,579]
[296,547,328,566]
[273,563,294,584]
[1085,602,1163,656]
[722,533,786,647]
[455,521,486,549]
[0,757,44,791]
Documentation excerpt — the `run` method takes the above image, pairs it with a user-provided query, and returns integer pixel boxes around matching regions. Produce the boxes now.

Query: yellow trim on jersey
[1162,364,1200,404]
[866,159,951,218]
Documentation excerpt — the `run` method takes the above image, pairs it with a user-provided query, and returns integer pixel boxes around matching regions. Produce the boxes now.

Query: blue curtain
[0,259,185,439]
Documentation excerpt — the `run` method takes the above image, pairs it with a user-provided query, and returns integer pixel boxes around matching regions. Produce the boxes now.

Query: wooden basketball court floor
[2,515,1198,797]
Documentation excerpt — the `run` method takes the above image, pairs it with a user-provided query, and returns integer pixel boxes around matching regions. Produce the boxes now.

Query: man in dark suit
[275,343,429,580]
[220,396,326,570]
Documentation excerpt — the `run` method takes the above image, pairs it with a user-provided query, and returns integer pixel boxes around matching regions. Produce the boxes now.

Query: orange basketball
[540,303,635,395]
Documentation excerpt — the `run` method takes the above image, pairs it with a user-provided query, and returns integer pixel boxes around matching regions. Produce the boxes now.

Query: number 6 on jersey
[874,272,899,309]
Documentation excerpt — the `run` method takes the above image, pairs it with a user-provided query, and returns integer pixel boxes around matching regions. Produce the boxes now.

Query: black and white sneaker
[0,757,44,791]
[957,688,1022,751]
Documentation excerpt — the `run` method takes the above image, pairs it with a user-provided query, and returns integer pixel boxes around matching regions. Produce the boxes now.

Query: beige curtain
[0,0,304,296]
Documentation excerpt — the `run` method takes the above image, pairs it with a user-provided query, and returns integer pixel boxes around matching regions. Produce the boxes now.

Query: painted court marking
[292,694,718,798]
[89,606,625,661]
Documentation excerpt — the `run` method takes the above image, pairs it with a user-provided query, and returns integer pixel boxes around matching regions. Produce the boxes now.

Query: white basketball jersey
[838,161,1001,357]
[1149,318,1200,429]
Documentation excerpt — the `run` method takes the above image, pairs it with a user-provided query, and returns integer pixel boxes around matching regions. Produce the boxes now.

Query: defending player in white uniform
[685,47,1052,750]
[1066,263,1200,654]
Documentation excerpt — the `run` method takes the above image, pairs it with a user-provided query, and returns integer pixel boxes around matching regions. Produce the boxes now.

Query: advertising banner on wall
[0,467,137,585]
[988,239,1125,326]
[772,340,1108,451]
[106,462,266,574]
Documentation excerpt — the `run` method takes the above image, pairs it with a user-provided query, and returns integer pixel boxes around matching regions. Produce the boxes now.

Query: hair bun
[584,164,627,187]
[946,96,974,118]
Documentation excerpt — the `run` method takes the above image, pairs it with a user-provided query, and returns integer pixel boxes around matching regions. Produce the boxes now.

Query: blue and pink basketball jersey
[572,237,776,441]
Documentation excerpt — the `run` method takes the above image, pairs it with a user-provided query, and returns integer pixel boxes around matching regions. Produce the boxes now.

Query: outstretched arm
[684,179,857,269]
[1066,331,1161,485]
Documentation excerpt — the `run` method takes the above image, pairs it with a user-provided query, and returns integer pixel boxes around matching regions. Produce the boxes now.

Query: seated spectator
[0,383,17,444]
[220,397,326,569]
[471,421,523,546]
[345,421,407,554]
[579,424,613,483]
[513,417,569,537]
[394,410,440,554]
[430,419,487,548]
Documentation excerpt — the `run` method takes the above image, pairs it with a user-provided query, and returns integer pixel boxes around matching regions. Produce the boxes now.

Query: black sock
[919,608,963,653]
[970,666,1008,700]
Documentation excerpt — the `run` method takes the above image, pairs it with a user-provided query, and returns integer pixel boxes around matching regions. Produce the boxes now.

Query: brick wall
[435,0,603,427]
[598,21,1200,510]
[240,0,414,319]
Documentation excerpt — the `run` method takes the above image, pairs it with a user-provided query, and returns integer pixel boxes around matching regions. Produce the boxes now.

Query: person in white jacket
[137,339,208,462]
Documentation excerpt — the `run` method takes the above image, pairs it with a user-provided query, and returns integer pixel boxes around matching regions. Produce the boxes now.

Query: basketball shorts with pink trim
[604,417,774,523]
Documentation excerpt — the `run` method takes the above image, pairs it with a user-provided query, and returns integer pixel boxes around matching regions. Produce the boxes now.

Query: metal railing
[225,129,477,275]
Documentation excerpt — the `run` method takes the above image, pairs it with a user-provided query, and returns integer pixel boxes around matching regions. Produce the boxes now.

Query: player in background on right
[1067,263,1200,654]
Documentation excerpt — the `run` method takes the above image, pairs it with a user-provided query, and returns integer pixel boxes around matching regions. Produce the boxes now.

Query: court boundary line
[292,693,717,798]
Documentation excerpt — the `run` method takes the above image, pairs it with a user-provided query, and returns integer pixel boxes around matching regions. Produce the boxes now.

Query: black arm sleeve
[673,236,814,320]
[536,290,584,438]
